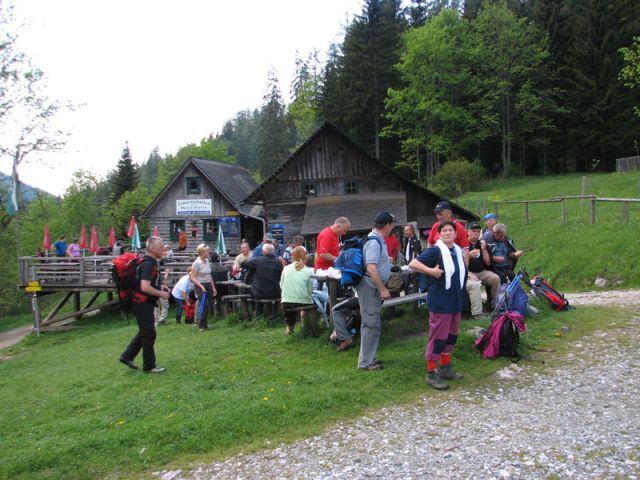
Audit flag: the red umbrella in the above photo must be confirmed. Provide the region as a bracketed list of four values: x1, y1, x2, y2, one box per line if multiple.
[127, 216, 136, 238]
[153, 225, 159, 237]
[108, 227, 116, 247]
[80, 224, 88, 249]
[90, 226, 99, 254]
[42, 224, 52, 251]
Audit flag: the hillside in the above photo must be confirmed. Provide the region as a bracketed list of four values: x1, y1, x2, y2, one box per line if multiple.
[457, 171, 640, 291]
[0, 172, 55, 205]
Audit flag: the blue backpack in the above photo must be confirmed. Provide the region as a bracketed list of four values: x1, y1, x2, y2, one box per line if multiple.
[334, 235, 385, 287]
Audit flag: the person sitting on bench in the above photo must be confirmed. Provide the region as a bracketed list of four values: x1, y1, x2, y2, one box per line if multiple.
[485, 223, 524, 284]
[241, 243, 283, 317]
[280, 246, 314, 335]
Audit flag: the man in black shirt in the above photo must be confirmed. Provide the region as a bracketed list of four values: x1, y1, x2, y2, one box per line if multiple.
[119, 236, 171, 373]
[241, 243, 283, 316]
[466, 222, 501, 319]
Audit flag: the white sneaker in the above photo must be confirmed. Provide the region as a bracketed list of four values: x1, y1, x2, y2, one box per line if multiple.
[145, 367, 166, 374]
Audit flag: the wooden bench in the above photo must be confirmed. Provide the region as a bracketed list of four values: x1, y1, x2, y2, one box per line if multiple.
[381, 292, 427, 309]
[283, 304, 320, 337]
[221, 294, 252, 320]
[253, 298, 281, 319]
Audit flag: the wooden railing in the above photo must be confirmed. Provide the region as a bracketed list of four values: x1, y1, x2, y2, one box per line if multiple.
[18, 253, 234, 290]
[491, 195, 640, 225]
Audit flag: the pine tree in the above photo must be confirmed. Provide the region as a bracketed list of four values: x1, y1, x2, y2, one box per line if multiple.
[256, 70, 294, 178]
[110, 142, 139, 203]
[320, 0, 406, 164]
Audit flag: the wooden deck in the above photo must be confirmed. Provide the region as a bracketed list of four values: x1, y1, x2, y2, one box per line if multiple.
[17, 254, 233, 333]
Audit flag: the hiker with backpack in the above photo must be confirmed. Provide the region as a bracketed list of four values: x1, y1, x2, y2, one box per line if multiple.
[351, 212, 395, 371]
[118, 236, 171, 374]
[409, 221, 467, 390]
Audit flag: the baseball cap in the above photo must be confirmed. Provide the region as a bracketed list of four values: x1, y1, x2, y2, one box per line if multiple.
[374, 212, 397, 226]
[483, 213, 497, 221]
[434, 201, 452, 212]
[468, 221, 481, 230]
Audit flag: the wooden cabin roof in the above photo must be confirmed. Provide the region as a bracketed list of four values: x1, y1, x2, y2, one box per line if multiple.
[241, 122, 478, 222]
[301, 192, 408, 234]
[143, 157, 258, 216]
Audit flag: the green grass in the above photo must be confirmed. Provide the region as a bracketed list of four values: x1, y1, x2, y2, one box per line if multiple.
[0, 302, 632, 479]
[458, 171, 640, 291]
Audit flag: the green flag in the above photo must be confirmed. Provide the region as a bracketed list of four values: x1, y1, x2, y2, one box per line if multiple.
[215, 225, 226, 255]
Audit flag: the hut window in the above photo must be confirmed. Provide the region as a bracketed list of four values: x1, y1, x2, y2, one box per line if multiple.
[186, 177, 201, 194]
[345, 181, 358, 195]
[304, 184, 316, 197]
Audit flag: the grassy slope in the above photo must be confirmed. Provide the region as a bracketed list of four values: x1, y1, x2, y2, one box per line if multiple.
[458, 171, 640, 291]
[0, 303, 630, 479]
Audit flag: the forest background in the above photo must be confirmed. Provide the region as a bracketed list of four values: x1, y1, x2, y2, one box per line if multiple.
[1, 0, 640, 316]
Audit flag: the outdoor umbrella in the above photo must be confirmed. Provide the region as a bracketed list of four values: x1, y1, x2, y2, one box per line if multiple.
[90, 225, 99, 254]
[80, 224, 88, 250]
[153, 225, 159, 237]
[131, 222, 141, 251]
[108, 227, 116, 248]
[42, 224, 52, 253]
[215, 224, 226, 255]
[127, 216, 136, 239]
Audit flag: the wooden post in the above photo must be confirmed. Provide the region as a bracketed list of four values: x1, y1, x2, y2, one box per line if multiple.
[561, 199, 566, 224]
[524, 202, 529, 225]
[32, 294, 41, 336]
[624, 201, 629, 222]
[494, 202, 499, 218]
[591, 199, 596, 224]
[74, 292, 81, 313]
[80, 259, 85, 286]
[328, 279, 338, 327]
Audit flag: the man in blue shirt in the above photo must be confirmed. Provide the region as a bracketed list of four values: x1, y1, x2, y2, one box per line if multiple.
[53, 235, 67, 257]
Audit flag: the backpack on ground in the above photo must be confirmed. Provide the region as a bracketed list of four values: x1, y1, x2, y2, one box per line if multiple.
[334, 235, 385, 287]
[474, 311, 526, 359]
[493, 268, 529, 318]
[111, 252, 151, 308]
[529, 275, 572, 311]
[499, 316, 520, 358]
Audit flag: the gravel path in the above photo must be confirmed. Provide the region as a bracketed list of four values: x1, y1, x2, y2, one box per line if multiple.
[156, 292, 640, 480]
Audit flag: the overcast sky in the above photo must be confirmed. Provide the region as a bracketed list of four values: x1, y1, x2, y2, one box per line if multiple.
[2, 0, 364, 196]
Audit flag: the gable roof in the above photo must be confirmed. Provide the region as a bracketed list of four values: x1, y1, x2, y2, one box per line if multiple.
[241, 121, 478, 220]
[143, 157, 258, 216]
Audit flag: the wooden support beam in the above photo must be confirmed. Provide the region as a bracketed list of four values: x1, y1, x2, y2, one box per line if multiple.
[74, 292, 81, 312]
[83, 292, 102, 311]
[40, 300, 119, 327]
[42, 291, 73, 324]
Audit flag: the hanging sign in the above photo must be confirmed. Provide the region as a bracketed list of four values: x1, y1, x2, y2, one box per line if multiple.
[176, 199, 212, 216]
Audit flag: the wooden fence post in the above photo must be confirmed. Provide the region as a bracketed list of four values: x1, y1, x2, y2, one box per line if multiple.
[591, 199, 596, 224]
[624, 201, 629, 222]
[524, 202, 529, 225]
[561, 199, 566, 224]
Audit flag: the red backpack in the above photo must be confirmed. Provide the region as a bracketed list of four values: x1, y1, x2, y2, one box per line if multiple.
[111, 253, 154, 307]
[530, 276, 571, 311]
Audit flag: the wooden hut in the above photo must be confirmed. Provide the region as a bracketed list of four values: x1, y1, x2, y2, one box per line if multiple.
[143, 157, 264, 254]
[241, 122, 477, 246]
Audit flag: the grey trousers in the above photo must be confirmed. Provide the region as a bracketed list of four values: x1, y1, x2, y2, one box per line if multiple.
[332, 297, 360, 342]
[355, 282, 383, 369]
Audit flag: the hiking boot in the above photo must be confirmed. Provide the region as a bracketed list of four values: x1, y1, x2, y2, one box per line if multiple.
[425, 371, 449, 390]
[472, 314, 488, 321]
[336, 338, 354, 352]
[438, 365, 464, 380]
[118, 357, 138, 370]
[145, 367, 166, 374]
[360, 363, 383, 371]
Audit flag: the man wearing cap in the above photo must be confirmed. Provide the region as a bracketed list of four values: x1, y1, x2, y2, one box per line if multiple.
[466, 221, 501, 319]
[252, 233, 275, 258]
[314, 217, 350, 271]
[427, 201, 470, 257]
[353, 212, 395, 371]
[481, 213, 497, 241]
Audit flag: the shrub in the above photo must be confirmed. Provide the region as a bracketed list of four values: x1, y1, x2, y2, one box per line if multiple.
[431, 160, 485, 198]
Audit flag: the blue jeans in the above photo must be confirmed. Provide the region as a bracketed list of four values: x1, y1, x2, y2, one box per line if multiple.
[174, 298, 184, 323]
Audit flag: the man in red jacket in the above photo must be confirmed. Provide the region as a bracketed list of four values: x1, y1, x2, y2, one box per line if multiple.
[427, 201, 470, 263]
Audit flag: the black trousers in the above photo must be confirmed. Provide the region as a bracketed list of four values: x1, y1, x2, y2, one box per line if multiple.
[121, 302, 157, 371]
